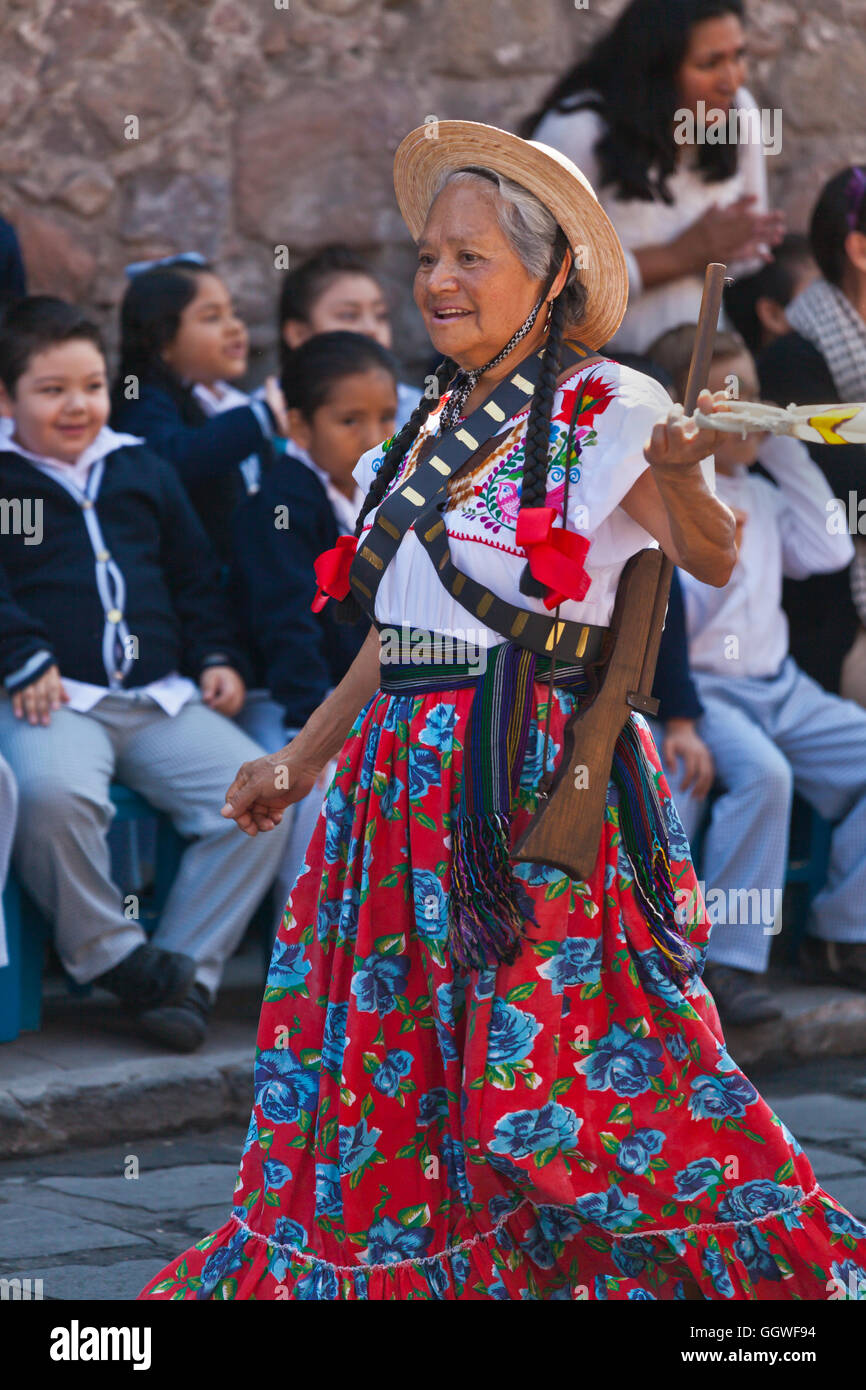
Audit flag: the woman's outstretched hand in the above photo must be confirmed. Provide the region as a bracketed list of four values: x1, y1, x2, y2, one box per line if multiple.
[221, 746, 326, 836]
[644, 387, 733, 475]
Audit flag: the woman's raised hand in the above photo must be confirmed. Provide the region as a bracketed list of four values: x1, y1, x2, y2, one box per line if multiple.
[221, 745, 325, 836]
[644, 388, 733, 475]
[677, 196, 785, 270]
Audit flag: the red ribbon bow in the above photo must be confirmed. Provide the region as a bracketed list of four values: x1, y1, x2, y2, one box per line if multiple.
[311, 535, 358, 613]
[515, 506, 591, 610]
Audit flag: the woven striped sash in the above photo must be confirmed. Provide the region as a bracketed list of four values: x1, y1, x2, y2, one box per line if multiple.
[380, 627, 695, 979]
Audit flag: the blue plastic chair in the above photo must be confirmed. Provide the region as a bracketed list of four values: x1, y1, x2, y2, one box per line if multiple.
[0, 785, 184, 1042]
[783, 793, 833, 959]
[687, 788, 833, 962]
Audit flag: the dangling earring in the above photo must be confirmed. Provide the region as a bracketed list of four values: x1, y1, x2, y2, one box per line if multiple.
[544, 299, 553, 332]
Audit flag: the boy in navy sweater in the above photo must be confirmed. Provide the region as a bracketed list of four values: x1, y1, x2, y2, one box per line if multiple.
[0, 298, 289, 1050]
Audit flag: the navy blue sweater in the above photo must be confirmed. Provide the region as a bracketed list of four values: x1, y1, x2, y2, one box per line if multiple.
[112, 381, 275, 566]
[230, 456, 367, 729]
[0, 217, 26, 309]
[0, 445, 248, 693]
[651, 566, 703, 724]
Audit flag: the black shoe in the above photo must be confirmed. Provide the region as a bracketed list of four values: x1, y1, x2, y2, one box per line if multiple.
[92, 943, 197, 1010]
[800, 936, 866, 991]
[703, 964, 784, 1027]
[136, 982, 213, 1053]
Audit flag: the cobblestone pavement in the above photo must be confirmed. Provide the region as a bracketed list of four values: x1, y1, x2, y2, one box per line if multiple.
[1, 1058, 866, 1301]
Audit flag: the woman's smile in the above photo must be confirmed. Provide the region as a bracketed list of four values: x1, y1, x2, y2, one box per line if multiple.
[429, 306, 473, 324]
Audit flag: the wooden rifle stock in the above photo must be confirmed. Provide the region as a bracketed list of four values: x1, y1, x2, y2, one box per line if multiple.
[512, 262, 727, 881]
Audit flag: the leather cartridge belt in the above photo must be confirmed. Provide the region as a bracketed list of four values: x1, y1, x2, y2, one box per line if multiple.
[349, 337, 609, 667]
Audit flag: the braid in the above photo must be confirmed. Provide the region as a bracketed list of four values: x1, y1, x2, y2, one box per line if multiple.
[332, 355, 458, 624]
[518, 292, 567, 598]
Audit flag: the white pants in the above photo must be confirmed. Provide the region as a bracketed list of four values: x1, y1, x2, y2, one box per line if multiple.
[656, 657, 866, 973]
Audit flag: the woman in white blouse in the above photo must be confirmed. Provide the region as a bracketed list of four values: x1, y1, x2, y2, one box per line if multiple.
[525, 0, 784, 355]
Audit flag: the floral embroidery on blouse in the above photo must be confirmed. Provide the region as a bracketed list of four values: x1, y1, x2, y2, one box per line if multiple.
[367, 366, 617, 551]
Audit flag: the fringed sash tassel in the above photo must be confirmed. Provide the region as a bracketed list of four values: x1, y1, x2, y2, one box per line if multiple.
[379, 630, 695, 980]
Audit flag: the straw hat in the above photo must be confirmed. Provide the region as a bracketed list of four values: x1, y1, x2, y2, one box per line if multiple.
[393, 120, 629, 349]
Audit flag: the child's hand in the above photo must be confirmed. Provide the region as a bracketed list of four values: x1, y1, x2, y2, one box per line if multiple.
[12, 664, 69, 726]
[661, 718, 715, 799]
[263, 375, 290, 437]
[200, 665, 246, 717]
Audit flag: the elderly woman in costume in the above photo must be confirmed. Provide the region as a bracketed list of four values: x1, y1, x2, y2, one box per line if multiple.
[140, 123, 866, 1302]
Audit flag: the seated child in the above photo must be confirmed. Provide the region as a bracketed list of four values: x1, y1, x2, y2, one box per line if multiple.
[0, 297, 289, 1050]
[649, 323, 866, 1025]
[111, 255, 286, 566]
[231, 331, 397, 912]
[278, 244, 418, 430]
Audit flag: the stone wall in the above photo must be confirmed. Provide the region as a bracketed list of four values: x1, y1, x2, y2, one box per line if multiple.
[1, 0, 864, 379]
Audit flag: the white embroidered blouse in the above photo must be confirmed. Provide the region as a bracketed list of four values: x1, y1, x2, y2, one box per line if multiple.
[350, 358, 672, 646]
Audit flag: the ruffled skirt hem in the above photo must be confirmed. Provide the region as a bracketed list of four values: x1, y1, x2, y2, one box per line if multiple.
[138, 1184, 866, 1301]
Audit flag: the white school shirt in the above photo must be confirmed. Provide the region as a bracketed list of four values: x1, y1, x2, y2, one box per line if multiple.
[283, 438, 364, 536]
[533, 87, 770, 355]
[351, 358, 672, 645]
[0, 421, 199, 716]
[679, 434, 855, 680]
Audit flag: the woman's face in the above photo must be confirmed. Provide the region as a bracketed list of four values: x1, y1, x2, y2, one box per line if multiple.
[160, 272, 249, 386]
[283, 274, 393, 351]
[676, 12, 747, 114]
[413, 181, 547, 371]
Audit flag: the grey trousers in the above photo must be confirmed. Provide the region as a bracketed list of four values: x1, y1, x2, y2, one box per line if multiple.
[654, 657, 866, 973]
[0, 692, 290, 994]
[0, 754, 17, 969]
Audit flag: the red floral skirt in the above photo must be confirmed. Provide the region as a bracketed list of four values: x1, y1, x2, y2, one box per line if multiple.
[139, 683, 866, 1300]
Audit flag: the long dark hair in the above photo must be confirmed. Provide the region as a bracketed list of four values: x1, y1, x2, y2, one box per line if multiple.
[111, 258, 213, 420]
[810, 166, 866, 288]
[281, 330, 398, 419]
[521, 0, 747, 203]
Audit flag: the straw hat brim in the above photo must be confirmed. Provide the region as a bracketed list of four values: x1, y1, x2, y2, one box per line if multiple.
[393, 120, 629, 350]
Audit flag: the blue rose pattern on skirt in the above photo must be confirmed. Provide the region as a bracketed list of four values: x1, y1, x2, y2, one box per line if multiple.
[139, 685, 866, 1300]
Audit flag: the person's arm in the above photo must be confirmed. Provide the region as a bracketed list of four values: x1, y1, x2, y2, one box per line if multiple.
[154, 454, 251, 692]
[222, 622, 381, 835]
[651, 566, 703, 722]
[633, 196, 784, 291]
[115, 386, 273, 488]
[619, 389, 738, 587]
[0, 559, 56, 695]
[231, 469, 338, 727]
[759, 434, 855, 578]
